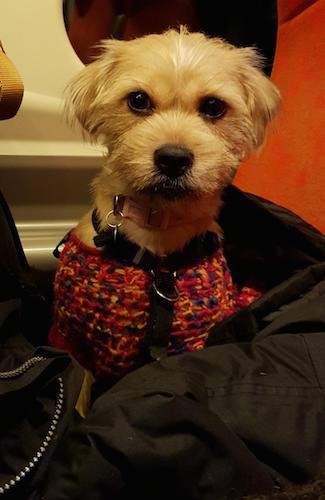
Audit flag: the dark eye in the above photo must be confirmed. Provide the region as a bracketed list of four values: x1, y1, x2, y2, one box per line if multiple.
[127, 91, 153, 114]
[199, 97, 227, 120]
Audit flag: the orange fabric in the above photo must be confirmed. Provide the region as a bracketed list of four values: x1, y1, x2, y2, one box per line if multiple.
[0, 42, 24, 120]
[279, 0, 318, 22]
[235, 0, 325, 233]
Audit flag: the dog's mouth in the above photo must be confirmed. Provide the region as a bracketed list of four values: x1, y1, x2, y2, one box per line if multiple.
[137, 178, 197, 201]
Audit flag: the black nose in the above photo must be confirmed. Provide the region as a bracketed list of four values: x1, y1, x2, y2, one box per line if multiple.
[154, 145, 193, 179]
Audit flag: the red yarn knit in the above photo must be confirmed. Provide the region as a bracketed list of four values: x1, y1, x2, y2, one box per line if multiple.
[49, 231, 260, 379]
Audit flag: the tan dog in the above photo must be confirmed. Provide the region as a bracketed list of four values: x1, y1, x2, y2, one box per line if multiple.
[50, 28, 280, 383]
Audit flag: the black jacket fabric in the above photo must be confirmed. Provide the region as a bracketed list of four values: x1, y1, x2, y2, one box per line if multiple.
[1, 186, 325, 499]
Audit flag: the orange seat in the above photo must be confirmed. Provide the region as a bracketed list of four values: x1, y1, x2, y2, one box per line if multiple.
[235, 0, 325, 233]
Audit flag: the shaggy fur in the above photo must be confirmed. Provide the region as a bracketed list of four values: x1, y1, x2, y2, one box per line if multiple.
[66, 27, 280, 254]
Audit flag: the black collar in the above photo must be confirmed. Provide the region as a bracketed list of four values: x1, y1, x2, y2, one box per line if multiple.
[92, 208, 220, 273]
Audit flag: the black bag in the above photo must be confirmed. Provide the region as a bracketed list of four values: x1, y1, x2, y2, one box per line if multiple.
[0, 192, 84, 499]
[1, 188, 325, 500]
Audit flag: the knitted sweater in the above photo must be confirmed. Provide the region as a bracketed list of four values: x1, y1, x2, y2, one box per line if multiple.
[49, 231, 260, 380]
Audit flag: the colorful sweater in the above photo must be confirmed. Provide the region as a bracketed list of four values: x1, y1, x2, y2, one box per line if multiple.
[49, 231, 260, 380]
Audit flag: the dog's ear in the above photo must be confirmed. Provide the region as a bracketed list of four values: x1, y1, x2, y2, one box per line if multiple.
[64, 40, 122, 138]
[237, 47, 280, 149]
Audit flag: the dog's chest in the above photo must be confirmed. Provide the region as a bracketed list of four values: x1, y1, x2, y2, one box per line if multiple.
[49, 232, 259, 379]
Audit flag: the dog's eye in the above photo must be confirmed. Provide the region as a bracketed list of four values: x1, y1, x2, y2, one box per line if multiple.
[199, 97, 227, 120]
[127, 91, 153, 114]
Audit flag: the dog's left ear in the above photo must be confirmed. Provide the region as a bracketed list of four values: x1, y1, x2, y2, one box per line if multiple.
[64, 39, 123, 139]
[237, 47, 281, 150]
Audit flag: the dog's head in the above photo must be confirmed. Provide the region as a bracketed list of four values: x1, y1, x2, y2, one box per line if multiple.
[66, 28, 280, 202]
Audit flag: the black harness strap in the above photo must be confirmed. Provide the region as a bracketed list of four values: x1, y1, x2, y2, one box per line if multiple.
[145, 282, 176, 361]
[145, 268, 179, 360]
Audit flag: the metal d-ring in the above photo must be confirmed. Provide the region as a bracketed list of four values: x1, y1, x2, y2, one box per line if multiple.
[105, 209, 124, 228]
[104, 195, 124, 241]
[151, 270, 179, 303]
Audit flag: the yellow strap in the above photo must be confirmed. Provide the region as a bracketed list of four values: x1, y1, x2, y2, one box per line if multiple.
[0, 41, 24, 120]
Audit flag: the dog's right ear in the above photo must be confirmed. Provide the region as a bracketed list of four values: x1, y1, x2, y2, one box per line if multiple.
[65, 40, 122, 139]
[236, 47, 281, 150]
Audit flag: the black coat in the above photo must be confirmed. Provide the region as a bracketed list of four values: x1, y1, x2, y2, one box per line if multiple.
[1, 187, 325, 499]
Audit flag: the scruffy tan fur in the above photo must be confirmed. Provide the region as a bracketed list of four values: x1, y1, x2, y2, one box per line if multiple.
[66, 27, 280, 255]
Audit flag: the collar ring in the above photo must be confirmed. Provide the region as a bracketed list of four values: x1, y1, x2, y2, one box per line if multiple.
[105, 209, 124, 229]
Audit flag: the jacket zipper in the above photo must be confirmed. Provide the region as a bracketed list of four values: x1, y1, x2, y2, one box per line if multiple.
[0, 356, 64, 495]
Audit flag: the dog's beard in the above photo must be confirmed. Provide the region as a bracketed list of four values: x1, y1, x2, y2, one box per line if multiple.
[136, 176, 198, 201]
